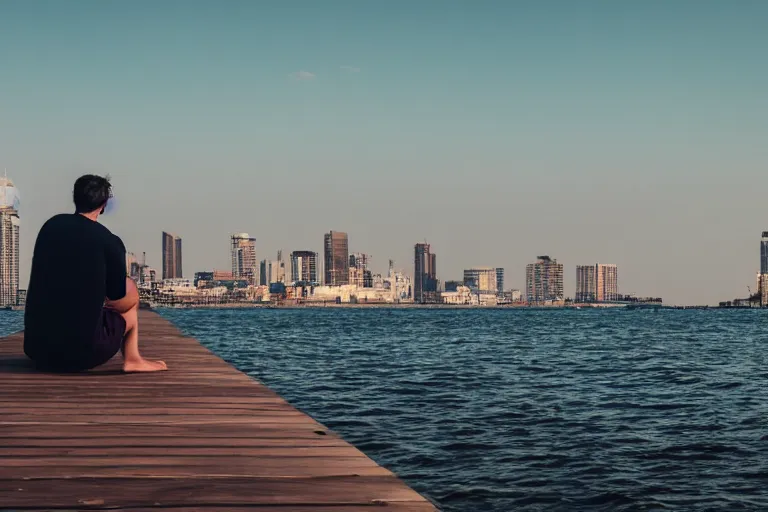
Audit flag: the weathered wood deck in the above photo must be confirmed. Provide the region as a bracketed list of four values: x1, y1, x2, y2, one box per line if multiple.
[0, 310, 437, 511]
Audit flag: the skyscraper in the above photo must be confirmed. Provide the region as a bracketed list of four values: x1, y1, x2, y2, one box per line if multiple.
[761, 232, 768, 274]
[291, 251, 318, 284]
[175, 236, 183, 279]
[414, 242, 438, 303]
[161, 232, 182, 280]
[525, 256, 564, 304]
[231, 233, 257, 285]
[259, 259, 268, 286]
[463, 267, 497, 294]
[576, 264, 619, 302]
[323, 231, 349, 286]
[0, 175, 20, 307]
[496, 267, 505, 296]
[276, 250, 286, 284]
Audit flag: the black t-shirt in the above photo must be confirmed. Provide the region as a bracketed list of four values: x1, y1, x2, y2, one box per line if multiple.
[24, 214, 127, 361]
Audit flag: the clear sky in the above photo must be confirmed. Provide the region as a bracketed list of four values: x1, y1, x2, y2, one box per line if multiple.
[1, 0, 767, 305]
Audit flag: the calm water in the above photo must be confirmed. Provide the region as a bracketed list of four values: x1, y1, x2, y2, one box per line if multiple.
[4, 308, 768, 511]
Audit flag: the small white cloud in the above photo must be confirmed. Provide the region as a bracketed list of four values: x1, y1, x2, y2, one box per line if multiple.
[340, 65, 360, 73]
[291, 71, 316, 80]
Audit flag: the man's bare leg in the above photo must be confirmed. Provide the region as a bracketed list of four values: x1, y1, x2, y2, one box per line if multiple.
[106, 278, 167, 373]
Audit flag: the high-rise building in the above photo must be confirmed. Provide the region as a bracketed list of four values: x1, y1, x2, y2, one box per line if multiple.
[759, 273, 768, 307]
[0, 174, 20, 307]
[496, 267, 505, 296]
[291, 251, 318, 284]
[259, 259, 268, 286]
[757, 232, 768, 306]
[414, 242, 438, 303]
[276, 250, 286, 284]
[575, 265, 597, 302]
[231, 233, 257, 285]
[525, 256, 564, 304]
[597, 264, 618, 301]
[463, 267, 497, 294]
[324, 231, 349, 286]
[349, 253, 373, 287]
[261, 252, 287, 285]
[175, 237, 183, 279]
[576, 264, 619, 302]
[126, 252, 144, 281]
[162, 232, 182, 280]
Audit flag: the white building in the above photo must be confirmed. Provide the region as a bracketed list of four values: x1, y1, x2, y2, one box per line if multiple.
[0, 175, 20, 306]
[442, 285, 474, 305]
[295, 268, 413, 304]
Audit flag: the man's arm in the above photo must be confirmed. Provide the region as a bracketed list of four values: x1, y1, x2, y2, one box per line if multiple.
[104, 234, 137, 313]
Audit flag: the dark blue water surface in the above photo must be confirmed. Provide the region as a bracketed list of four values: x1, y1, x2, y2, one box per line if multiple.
[5, 308, 768, 511]
[0, 311, 23, 336]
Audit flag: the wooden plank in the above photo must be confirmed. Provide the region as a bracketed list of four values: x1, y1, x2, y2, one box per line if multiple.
[0, 507, 437, 512]
[0, 424, 337, 438]
[115, 506, 439, 512]
[0, 446, 364, 456]
[0, 455, 383, 467]
[0, 311, 436, 510]
[0, 397, 288, 405]
[1, 408, 307, 417]
[1, 463, 394, 479]
[0, 476, 428, 507]
[0, 437, 350, 448]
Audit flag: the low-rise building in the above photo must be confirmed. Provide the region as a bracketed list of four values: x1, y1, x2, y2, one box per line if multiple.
[442, 285, 474, 305]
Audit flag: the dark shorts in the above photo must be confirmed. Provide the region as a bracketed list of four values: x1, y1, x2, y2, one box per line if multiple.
[34, 308, 126, 372]
[83, 308, 127, 370]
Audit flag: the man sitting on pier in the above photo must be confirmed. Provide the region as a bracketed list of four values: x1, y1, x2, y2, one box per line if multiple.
[23, 174, 167, 373]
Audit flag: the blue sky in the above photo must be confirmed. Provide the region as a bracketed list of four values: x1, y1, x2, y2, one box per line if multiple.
[1, 0, 767, 304]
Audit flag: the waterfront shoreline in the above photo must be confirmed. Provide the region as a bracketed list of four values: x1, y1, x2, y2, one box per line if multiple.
[150, 302, 657, 310]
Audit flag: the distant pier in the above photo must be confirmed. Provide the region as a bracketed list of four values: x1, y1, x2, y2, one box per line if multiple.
[0, 311, 437, 510]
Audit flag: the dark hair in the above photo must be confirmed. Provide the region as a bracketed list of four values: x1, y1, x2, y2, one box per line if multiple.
[73, 174, 112, 213]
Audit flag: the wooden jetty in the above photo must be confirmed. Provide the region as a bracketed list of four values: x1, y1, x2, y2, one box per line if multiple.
[0, 311, 437, 511]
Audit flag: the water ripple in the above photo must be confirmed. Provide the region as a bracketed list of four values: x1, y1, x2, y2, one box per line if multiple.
[153, 308, 768, 511]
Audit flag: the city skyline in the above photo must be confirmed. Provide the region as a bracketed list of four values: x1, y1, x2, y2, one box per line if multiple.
[8, 196, 768, 305]
[5, 178, 768, 304]
[3, 2, 767, 305]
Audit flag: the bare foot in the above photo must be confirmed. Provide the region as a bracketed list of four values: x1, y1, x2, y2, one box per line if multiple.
[122, 358, 168, 373]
